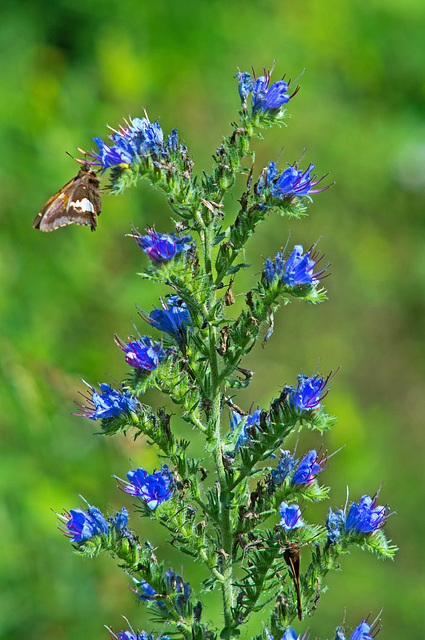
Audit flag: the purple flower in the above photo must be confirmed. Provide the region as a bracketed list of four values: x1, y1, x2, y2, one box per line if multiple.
[230, 408, 261, 447]
[75, 382, 138, 420]
[291, 449, 325, 486]
[115, 334, 167, 371]
[264, 245, 329, 288]
[89, 116, 170, 170]
[142, 296, 192, 349]
[288, 373, 331, 412]
[59, 503, 108, 542]
[346, 495, 388, 534]
[131, 228, 192, 263]
[326, 508, 346, 543]
[118, 465, 173, 510]
[271, 450, 296, 486]
[279, 501, 304, 531]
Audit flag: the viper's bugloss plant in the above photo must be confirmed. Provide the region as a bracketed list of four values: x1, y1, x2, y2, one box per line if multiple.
[52, 64, 397, 640]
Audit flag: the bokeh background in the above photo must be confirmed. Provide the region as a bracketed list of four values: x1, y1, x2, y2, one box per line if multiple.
[1, 1, 424, 638]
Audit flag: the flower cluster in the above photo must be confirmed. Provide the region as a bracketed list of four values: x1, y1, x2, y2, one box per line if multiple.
[115, 334, 170, 371]
[264, 244, 328, 288]
[76, 381, 138, 421]
[90, 116, 181, 170]
[256, 161, 329, 202]
[117, 465, 173, 510]
[131, 228, 193, 263]
[236, 67, 300, 112]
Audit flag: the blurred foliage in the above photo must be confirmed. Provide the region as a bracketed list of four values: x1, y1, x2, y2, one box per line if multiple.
[1, 0, 424, 638]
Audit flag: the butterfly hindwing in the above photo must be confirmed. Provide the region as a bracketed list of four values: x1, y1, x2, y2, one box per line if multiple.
[33, 164, 101, 232]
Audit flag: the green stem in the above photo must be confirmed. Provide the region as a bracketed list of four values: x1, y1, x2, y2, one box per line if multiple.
[207, 320, 235, 640]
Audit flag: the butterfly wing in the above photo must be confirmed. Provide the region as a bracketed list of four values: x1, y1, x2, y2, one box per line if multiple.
[33, 175, 77, 231]
[65, 173, 100, 232]
[33, 166, 101, 232]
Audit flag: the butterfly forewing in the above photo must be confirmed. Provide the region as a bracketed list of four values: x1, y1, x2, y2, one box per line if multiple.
[33, 164, 101, 232]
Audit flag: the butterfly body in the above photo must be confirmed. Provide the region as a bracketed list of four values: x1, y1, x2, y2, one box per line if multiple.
[33, 163, 101, 232]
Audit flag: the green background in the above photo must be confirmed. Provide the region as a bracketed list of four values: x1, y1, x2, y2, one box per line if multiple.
[1, 1, 424, 638]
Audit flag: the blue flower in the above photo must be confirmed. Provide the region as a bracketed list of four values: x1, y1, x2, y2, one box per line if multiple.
[279, 501, 304, 531]
[346, 495, 388, 534]
[280, 630, 298, 640]
[131, 228, 192, 263]
[264, 245, 329, 288]
[346, 621, 374, 640]
[271, 450, 296, 486]
[264, 628, 307, 640]
[89, 116, 172, 170]
[230, 408, 261, 447]
[118, 465, 173, 510]
[135, 579, 158, 602]
[115, 334, 167, 371]
[236, 66, 300, 112]
[142, 296, 192, 349]
[326, 508, 346, 543]
[115, 632, 167, 640]
[59, 503, 108, 542]
[109, 506, 129, 534]
[76, 381, 138, 420]
[291, 449, 325, 486]
[288, 373, 331, 412]
[257, 161, 330, 202]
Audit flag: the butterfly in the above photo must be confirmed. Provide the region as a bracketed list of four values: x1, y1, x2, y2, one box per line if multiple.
[33, 163, 101, 232]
